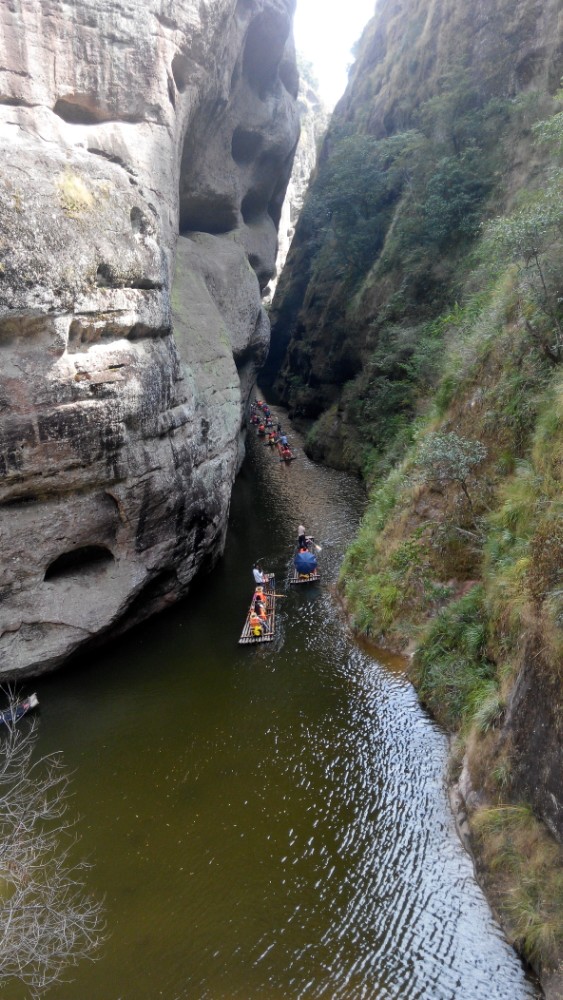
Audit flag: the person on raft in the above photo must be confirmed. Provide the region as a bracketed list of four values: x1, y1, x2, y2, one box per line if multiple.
[249, 610, 264, 634]
[298, 525, 310, 550]
[253, 589, 268, 621]
[252, 563, 269, 585]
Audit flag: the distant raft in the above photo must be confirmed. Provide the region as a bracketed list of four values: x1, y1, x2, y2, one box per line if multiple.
[0, 692, 39, 726]
[290, 544, 320, 585]
[239, 575, 276, 644]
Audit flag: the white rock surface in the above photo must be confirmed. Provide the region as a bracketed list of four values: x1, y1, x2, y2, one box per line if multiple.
[0, 0, 299, 676]
[266, 70, 327, 301]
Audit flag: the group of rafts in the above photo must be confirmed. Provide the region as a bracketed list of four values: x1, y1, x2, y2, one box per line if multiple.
[239, 401, 320, 645]
[249, 398, 296, 462]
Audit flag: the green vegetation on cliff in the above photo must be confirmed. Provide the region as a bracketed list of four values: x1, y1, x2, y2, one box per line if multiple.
[268, 0, 563, 979]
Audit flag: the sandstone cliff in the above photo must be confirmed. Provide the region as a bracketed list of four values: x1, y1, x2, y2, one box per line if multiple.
[0, 0, 299, 676]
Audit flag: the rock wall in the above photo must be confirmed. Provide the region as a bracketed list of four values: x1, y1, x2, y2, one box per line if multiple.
[265, 0, 563, 426]
[0, 0, 299, 676]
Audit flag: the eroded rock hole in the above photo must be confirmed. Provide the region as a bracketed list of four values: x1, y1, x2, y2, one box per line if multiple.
[171, 54, 190, 93]
[231, 128, 263, 165]
[0, 494, 38, 508]
[167, 75, 176, 107]
[130, 206, 150, 235]
[180, 195, 239, 235]
[96, 263, 114, 287]
[241, 190, 265, 225]
[243, 10, 288, 97]
[44, 545, 114, 581]
[54, 95, 110, 125]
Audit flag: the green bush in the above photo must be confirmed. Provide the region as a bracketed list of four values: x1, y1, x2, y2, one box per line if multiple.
[416, 431, 487, 508]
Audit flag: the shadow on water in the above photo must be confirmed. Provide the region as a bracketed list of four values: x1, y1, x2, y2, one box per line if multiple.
[11, 407, 541, 1000]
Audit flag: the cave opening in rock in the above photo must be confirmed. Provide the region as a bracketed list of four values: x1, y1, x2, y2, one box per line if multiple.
[231, 127, 263, 165]
[44, 546, 115, 581]
[53, 96, 110, 125]
[179, 195, 239, 235]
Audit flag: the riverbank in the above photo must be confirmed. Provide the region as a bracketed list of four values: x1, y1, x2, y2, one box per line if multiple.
[332, 565, 558, 998]
[302, 463, 553, 996]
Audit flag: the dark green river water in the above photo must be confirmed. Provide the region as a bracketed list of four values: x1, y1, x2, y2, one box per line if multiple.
[17, 412, 539, 999]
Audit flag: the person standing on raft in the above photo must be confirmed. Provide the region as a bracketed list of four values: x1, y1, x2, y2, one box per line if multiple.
[252, 563, 270, 585]
[297, 526, 309, 550]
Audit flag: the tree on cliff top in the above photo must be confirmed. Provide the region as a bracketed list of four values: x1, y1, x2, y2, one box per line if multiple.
[0, 696, 104, 996]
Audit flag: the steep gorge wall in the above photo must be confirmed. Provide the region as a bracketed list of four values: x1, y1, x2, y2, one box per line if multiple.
[265, 0, 563, 437]
[0, 0, 299, 676]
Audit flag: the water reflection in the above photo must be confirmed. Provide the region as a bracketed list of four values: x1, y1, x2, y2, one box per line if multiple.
[15, 408, 539, 1000]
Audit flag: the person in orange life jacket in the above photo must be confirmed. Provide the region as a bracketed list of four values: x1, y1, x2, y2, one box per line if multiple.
[253, 589, 268, 620]
[249, 610, 264, 633]
[255, 601, 268, 622]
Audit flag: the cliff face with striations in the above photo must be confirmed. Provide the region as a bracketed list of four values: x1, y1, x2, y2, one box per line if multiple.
[0, 0, 299, 676]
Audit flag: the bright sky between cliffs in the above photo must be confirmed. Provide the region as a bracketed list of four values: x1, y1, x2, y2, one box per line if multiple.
[293, 0, 376, 108]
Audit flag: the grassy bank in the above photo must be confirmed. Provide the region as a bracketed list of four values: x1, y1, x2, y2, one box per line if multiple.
[337, 102, 563, 978]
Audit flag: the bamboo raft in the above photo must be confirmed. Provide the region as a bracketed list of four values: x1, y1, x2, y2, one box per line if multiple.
[238, 574, 276, 644]
[290, 565, 320, 585]
[290, 541, 320, 585]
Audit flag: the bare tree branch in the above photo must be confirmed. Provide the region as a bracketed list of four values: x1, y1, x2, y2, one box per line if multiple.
[0, 690, 105, 997]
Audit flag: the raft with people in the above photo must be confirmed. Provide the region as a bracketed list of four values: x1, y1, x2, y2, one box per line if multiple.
[239, 574, 277, 644]
[290, 527, 320, 584]
[251, 398, 296, 461]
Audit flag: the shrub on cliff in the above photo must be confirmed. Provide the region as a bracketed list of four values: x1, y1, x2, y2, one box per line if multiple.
[416, 431, 488, 509]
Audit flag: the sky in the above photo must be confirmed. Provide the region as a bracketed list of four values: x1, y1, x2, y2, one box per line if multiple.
[293, 0, 377, 109]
